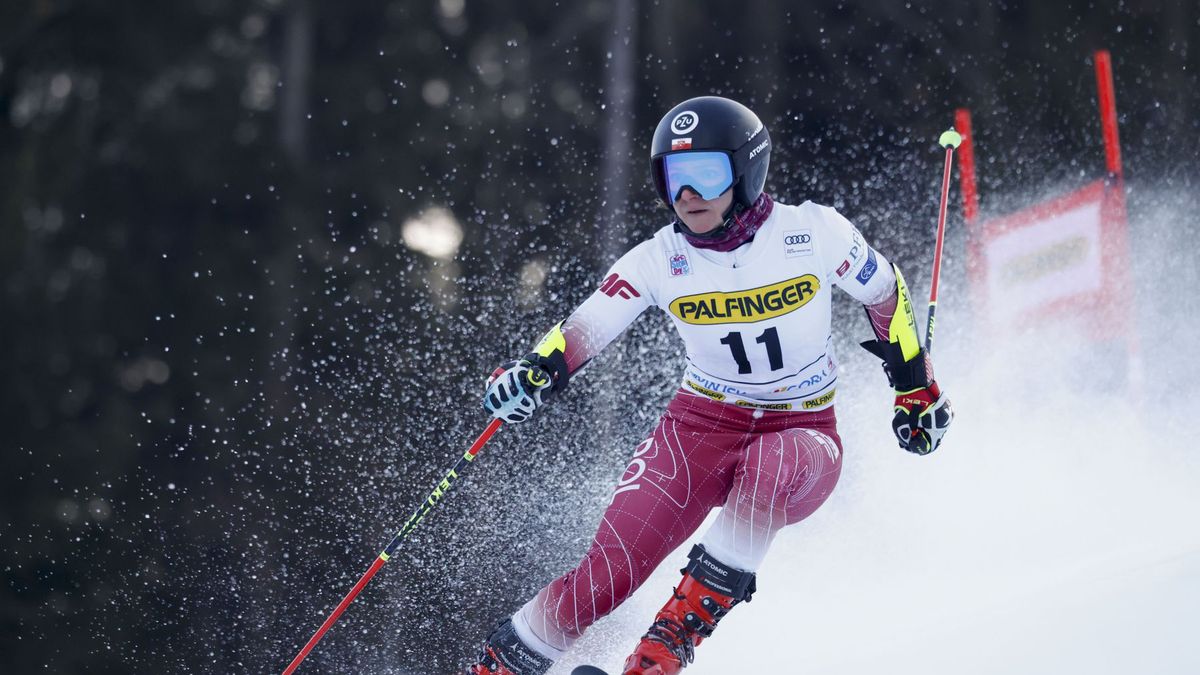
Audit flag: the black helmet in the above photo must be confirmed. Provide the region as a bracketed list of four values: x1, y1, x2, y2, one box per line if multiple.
[649, 96, 771, 214]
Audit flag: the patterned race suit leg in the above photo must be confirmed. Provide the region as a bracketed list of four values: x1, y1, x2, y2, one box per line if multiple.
[699, 425, 843, 572]
[511, 391, 843, 657]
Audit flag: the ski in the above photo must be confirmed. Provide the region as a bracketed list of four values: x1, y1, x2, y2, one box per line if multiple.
[571, 667, 610, 675]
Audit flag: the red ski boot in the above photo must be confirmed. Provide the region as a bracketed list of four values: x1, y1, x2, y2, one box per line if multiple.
[464, 618, 553, 675]
[622, 545, 756, 675]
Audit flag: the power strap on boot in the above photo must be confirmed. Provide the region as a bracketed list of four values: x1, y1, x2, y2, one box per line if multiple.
[682, 544, 757, 605]
[625, 545, 757, 674]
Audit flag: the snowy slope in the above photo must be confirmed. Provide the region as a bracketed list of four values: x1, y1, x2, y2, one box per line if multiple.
[551, 346, 1200, 675]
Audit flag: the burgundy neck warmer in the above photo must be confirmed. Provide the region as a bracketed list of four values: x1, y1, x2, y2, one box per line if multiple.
[678, 193, 774, 252]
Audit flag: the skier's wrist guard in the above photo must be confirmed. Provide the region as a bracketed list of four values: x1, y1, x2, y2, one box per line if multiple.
[522, 321, 571, 394]
[860, 263, 931, 391]
[683, 544, 757, 603]
[860, 340, 932, 392]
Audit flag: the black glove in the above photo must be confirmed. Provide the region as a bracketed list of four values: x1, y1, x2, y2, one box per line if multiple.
[861, 340, 954, 455]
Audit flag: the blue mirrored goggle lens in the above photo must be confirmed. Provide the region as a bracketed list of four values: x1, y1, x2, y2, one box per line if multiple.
[663, 151, 734, 202]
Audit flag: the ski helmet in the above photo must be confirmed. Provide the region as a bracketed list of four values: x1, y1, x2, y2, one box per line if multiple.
[649, 96, 771, 216]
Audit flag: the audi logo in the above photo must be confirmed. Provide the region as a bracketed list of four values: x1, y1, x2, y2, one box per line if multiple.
[784, 234, 811, 245]
[671, 111, 699, 134]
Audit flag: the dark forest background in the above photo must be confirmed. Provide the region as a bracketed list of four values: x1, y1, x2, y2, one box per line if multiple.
[2, 1, 1197, 673]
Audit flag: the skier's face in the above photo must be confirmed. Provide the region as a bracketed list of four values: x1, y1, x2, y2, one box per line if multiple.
[672, 186, 733, 234]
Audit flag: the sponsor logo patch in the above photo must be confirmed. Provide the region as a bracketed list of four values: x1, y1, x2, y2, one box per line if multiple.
[668, 275, 821, 325]
[685, 379, 726, 401]
[836, 260, 851, 277]
[856, 248, 878, 284]
[671, 111, 699, 134]
[802, 390, 836, 409]
[784, 230, 813, 258]
[848, 228, 865, 263]
[735, 400, 793, 411]
[772, 371, 828, 393]
[671, 137, 693, 151]
[599, 273, 641, 299]
[686, 371, 750, 397]
[668, 250, 691, 277]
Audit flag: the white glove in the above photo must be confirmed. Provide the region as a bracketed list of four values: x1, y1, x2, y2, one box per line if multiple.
[482, 359, 553, 423]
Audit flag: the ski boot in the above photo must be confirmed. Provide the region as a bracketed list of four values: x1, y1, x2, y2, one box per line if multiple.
[622, 545, 756, 675]
[465, 618, 553, 675]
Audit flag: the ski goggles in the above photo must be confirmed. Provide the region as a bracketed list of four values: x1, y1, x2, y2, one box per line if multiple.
[660, 151, 735, 203]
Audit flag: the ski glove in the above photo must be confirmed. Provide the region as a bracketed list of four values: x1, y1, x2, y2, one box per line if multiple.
[861, 339, 954, 455]
[889, 381, 953, 455]
[483, 322, 572, 424]
[482, 356, 556, 423]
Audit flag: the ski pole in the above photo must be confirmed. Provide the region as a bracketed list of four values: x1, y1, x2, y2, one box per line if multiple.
[282, 417, 505, 674]
[925, 128, 961, 352]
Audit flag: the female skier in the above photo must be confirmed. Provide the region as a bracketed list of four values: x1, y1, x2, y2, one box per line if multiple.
[464, 95, 953, 675]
